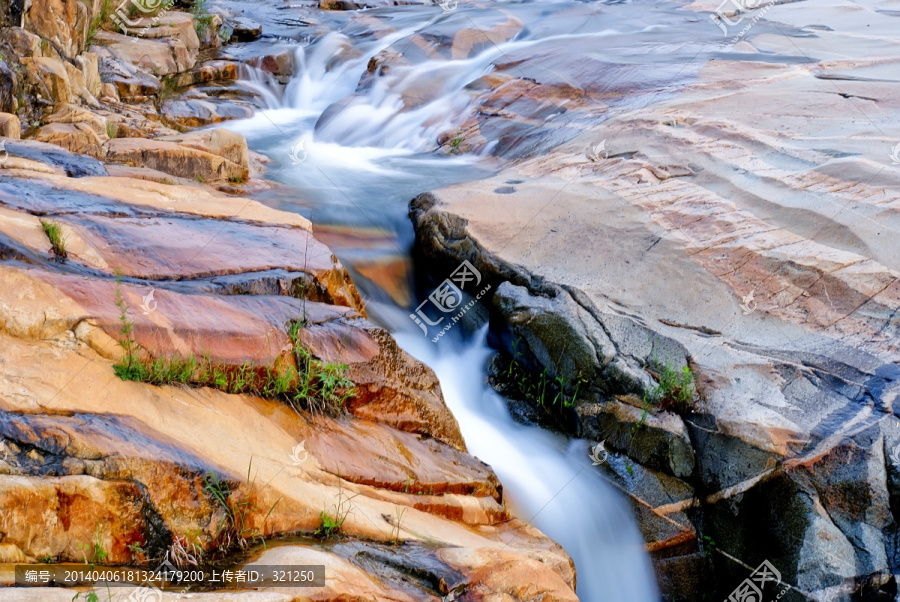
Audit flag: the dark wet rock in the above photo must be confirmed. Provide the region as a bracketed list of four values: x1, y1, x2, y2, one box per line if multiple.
[491, 281, 655, 399]
[227, 16, 262, 41]
[251, 51, 294, 80]
[595, 451, 696, 556]
[0, 60, 18, 114]
[578, 396, 695, 478]
[0, 139, 107, 177]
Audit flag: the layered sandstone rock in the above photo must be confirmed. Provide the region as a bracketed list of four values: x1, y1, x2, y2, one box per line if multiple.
[0, 135, 577, 600]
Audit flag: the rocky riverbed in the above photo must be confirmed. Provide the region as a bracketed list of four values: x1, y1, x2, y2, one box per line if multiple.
[0, 0, 898, 600]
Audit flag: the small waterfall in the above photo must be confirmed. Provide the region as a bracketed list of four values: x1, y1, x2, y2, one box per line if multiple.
[395, 328, 660, 602]
[226, 7, 662, 599]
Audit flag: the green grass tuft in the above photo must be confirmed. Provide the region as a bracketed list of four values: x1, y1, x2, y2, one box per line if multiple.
[40, 219, 67, 261]
[112, 282, 354, 416]
[644, 359, 696, 413]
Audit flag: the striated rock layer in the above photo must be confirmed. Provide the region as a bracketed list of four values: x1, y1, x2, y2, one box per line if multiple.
[0, 127, 577, 600]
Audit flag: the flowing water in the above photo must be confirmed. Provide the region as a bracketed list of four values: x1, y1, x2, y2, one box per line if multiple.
[219, 2, 710, 598]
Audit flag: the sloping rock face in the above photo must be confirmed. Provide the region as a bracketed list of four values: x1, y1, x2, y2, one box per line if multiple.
[0, 134, 577, 600]
[405, 0, 900, 599]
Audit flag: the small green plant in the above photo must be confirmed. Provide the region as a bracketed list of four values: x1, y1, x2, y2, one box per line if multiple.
[72, 592, 101, 602]
[645, 359, 696, 413]
[86, 0, 112, 47]
[447, 130, 464, 154]
[191, 0, 215, 37]
[38, 554, 56, 563]
[111, 292, 354, 416]
[126, 542, 146, 562]
[203, 459, 280, 553]
[40, 219, 67, 260]
[195, 174, 205, 183]
[700, 534, 716, 556]
[500, 354, 581, 416]
[228, 174, 245, 184]
[389, 506, 406, 545]
[105, 120, 117, 139]
[315, 482, 356, 540]
[113, 277, 144, 381]
[78, 526, 109, 565]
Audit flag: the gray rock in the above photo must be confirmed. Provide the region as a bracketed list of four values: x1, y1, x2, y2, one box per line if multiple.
[0, 139, 108, 177]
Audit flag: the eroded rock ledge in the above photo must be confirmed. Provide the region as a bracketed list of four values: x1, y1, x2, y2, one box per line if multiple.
[410, 187, 900, 600]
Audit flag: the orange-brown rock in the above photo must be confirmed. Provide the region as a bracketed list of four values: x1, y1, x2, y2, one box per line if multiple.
[104, 137, 248, 182]
[0, 112, 19, 138]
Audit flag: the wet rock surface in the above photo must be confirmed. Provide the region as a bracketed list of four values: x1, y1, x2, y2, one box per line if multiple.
[0, 1, 582, 596]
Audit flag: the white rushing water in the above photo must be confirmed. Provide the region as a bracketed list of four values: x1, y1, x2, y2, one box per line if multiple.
[395, 328, 659, 602]
[226, 6, 661, 599]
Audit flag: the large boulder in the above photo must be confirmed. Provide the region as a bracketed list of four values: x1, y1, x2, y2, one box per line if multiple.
[22, 0, 92, 56]
[21, 56, 71, 104]
[104, 137, 248, 182]
[31, 122, 106, 159]
[0, 112, 19, 138]
[98, 56, 160, 100]
[91, 29, 197, 77]
[158, 127, 249, 169]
